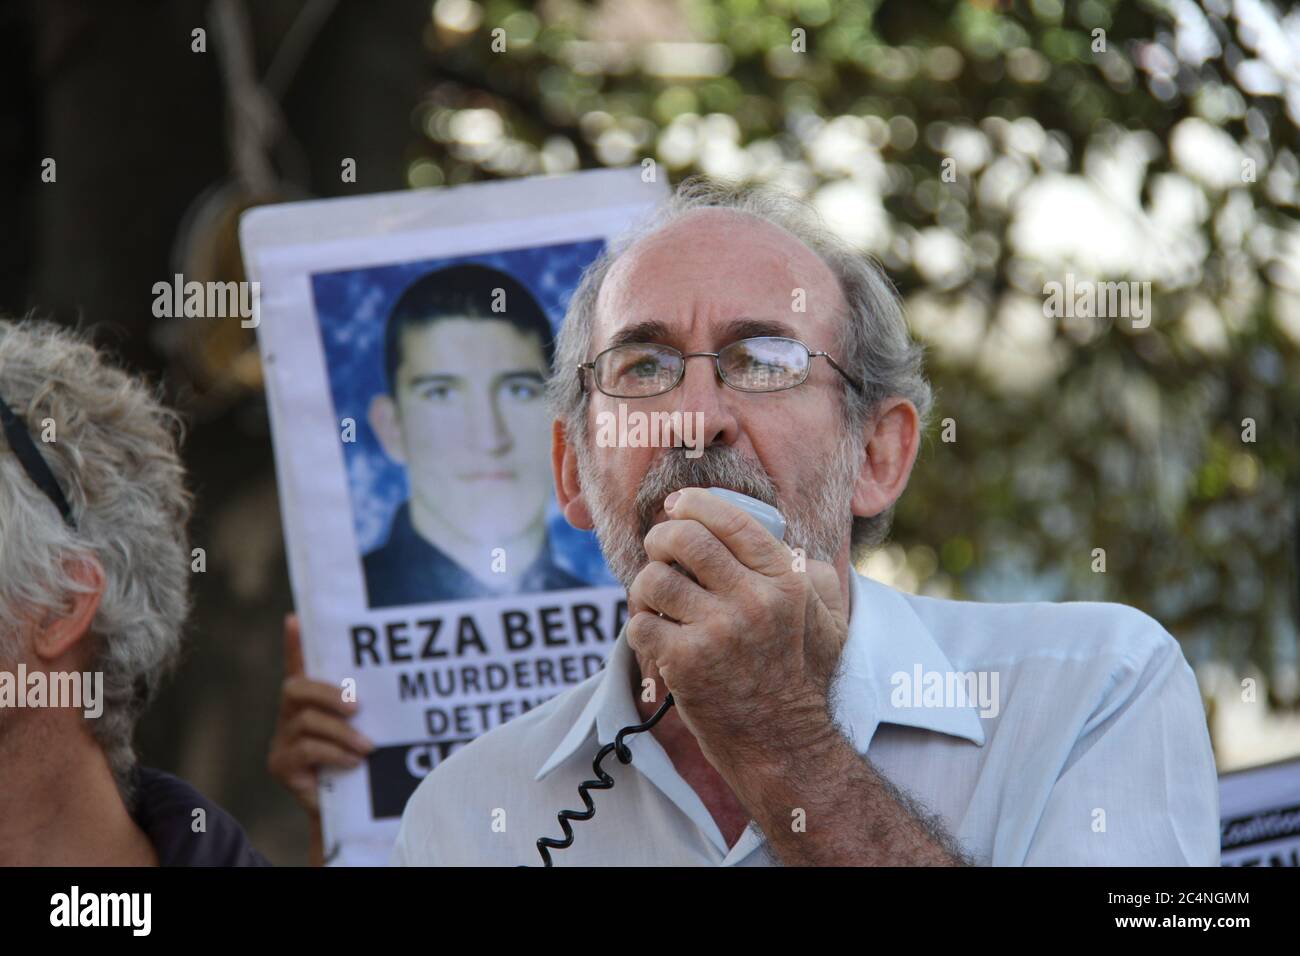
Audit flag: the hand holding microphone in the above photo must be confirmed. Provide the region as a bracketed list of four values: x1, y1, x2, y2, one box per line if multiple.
[535, 486, 788, 865]
[628, 484, 849, 784]
[661, 486, 786, 599]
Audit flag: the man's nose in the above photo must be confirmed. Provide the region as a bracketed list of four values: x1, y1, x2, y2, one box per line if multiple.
[468, 389, 512, 455]
[665, 355, 741, 450]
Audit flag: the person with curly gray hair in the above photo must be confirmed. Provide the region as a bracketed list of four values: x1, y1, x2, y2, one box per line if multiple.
[0, 318, 266, 866]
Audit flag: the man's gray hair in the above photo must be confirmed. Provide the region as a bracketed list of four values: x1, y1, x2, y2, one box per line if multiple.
[0, 318, 192, 799]
[548, 175, 933, 561]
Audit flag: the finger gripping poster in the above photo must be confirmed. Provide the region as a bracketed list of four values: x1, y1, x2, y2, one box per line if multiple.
[240, 169, 667, 864]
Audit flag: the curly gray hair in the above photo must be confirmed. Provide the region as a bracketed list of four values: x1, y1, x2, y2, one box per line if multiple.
[0, 318, 192, 799]
[548, 175, 932, 562]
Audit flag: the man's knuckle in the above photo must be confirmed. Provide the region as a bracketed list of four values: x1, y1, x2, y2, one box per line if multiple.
[717, 508, 749, 540]
[643, 523, 665, 553]
[678, 524, 718, 569]
[288, 710, 313, 737]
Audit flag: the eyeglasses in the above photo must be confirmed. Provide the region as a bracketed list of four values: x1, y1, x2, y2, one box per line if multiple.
[578, 335, 863, 399]
[0, 391, 77, 529]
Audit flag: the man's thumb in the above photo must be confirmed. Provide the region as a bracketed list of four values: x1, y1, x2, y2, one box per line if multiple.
[284, 613, 305, 676]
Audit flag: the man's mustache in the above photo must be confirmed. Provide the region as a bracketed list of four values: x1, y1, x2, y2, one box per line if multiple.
[632, 446, 779, 538]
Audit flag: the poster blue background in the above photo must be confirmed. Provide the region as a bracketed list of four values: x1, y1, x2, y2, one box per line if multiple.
[308, 238, 617, 588]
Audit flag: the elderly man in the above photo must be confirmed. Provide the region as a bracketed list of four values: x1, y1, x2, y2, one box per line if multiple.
[358, 177, 1214, 866]
[0, 319, 267, 866]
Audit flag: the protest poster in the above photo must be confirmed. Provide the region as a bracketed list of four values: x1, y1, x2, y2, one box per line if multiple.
[1219, 755, 1300, 866]
[239, 168, 668, 864]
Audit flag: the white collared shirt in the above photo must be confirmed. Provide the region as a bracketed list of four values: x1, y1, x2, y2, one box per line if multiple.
[392, 569, 1220, 866]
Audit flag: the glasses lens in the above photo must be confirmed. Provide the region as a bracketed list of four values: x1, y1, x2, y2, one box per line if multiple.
[595, 344, 683, 397]
[718, 337, 809, 391]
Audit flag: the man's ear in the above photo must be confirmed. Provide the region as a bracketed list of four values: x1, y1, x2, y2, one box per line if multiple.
[552, 419, 594, 530]
[369, 393, 407, 465]
[850, 397, 920, 523]
[33, 554, 106, 665]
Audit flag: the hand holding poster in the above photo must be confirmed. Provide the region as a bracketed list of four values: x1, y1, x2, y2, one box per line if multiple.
[239, 169, 668, 864]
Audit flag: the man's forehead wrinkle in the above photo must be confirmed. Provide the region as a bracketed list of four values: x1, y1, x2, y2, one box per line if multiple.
[628, 209, 828, 282]
[594, 209, 846, 348]
[601, 315, 801, 352]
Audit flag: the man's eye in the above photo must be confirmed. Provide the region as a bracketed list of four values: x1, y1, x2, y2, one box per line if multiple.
[626, 359, 662, 378]
[419, 384, 453, 401]
[505, 379, 542, 399]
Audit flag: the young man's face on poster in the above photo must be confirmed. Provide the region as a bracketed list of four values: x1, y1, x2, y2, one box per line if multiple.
[369, 317, 553, 547]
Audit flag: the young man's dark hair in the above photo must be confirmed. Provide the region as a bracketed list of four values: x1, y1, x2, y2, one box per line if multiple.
[384, 263, 556, 393]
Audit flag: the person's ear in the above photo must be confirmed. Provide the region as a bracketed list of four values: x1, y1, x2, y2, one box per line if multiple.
[33, 554, 106, 665]
[850, 397, 920, 523]
[552, 418, 594, 530]
[369, 393, 407, 465]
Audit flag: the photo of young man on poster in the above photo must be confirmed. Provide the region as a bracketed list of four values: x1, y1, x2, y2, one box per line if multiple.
[362, 263, 589, 608]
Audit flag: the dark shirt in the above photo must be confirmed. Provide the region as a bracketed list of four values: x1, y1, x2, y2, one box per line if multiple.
[363, 501, 588, 609]
[130, 767, 270, 866]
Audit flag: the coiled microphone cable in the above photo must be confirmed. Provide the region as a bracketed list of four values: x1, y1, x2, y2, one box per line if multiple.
[534, 692, 676, 866]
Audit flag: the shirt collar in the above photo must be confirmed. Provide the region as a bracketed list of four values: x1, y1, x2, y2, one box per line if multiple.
[835, 570, 987, 749]
[534, 627, 642, 780]
[534, 568, 985, 781]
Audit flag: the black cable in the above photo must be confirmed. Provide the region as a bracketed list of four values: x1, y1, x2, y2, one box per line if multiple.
[534, 692, 676, 866]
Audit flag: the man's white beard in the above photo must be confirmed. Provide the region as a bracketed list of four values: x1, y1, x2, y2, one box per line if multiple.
[575, 433, 862, 590]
